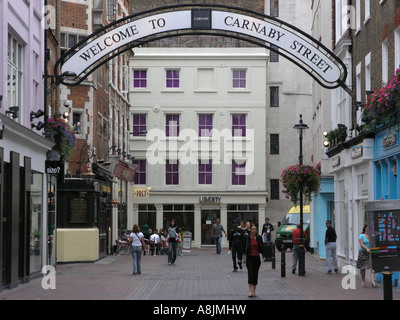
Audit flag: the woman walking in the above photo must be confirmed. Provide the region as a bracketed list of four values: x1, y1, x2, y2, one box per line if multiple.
[129, 224, 145, 275]
[356, 225, 376, 287]
[167, 219, 181, 265]
[244, 224, 263, 297]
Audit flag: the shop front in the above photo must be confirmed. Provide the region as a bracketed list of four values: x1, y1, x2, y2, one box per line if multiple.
[132, 193, 266, 249]
[56, 164, 112, 263]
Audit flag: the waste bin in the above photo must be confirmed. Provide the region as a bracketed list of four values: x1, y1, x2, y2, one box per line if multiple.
[263, 241, 274, 261]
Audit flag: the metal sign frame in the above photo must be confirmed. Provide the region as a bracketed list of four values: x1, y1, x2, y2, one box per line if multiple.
[55, 4, 348, 91]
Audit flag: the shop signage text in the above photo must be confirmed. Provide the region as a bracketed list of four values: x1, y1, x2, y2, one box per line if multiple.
[61, 8, 344, 87]
[199, 196, 222, 203]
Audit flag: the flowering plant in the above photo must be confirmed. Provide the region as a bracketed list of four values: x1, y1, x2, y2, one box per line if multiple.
[46, 114, 76, 161]
[281, 163, 321, 205]
[362, 69, 400, 132]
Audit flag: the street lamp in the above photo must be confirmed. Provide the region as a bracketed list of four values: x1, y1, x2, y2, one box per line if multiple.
[293, 114, 309, 276]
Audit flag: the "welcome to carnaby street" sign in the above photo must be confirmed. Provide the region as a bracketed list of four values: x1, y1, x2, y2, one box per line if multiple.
[61, 9, 344, 87]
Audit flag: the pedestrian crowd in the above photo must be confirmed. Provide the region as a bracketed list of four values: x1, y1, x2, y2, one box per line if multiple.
[124, 217, 378, 298]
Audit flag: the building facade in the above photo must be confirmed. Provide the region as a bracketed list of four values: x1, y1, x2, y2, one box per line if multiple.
[0, 0, 55, 289]
[129, 48, 268, 248]
[56, 0, 135, 263]
[325, 0, 400, 266]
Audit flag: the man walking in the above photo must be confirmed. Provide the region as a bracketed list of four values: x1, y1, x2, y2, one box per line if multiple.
[262, 218, 274, 243]
[211, 218, 226, 254]
[325, 220, 339, 274]
[292, 223, 307, 274]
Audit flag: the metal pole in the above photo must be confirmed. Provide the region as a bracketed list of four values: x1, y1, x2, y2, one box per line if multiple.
[272, 243, 276, 269]
[281, 244, 285, 277]
[382, 266, 393, 300]
[298, 126, 305, 276]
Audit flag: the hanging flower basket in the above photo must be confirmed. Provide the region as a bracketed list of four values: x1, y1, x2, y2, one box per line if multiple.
[281, 163, 321, 205]
[362, 68, 400, 132]
[46, 114, 76, 161]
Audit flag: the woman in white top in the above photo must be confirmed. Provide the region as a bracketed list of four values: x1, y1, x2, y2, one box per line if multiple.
[129, 224, 145, 275]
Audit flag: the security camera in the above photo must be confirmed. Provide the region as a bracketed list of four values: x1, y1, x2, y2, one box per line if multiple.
[63, 100, 72, 108]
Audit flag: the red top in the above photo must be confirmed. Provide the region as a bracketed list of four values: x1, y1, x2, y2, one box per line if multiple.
[249, 237, 259, 256]
[292, 228, 307, 245]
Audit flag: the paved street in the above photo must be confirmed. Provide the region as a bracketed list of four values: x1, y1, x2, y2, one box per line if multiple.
[0, 247, 398, 302]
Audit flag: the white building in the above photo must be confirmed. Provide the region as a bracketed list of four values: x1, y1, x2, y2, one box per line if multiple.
[264, 0, 314, 227]
[129, 47, 268, 248]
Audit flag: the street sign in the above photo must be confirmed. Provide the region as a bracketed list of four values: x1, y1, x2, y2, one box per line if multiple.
[367, 200, 400, 273]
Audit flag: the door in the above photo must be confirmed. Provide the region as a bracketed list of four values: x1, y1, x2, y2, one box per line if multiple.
[201, 210, 220, 245]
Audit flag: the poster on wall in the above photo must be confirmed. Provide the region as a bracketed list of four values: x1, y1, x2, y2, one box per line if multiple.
[367, 200, 400, 273]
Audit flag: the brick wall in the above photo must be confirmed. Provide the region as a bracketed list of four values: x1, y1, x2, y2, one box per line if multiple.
[60, 1, 89, 30]
[352, 0, 400, 104]
[130, 0, 265, 48]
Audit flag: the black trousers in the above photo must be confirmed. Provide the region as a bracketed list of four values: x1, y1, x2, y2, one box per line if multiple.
[231, 244, 243, 269]
[246, 255, 261, 285]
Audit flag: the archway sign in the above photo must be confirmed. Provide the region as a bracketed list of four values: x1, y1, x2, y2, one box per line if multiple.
[56, 4, 348, 92]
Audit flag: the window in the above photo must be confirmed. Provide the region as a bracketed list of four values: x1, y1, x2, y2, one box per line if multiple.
[166, 69, 180, 88]
[270, 45, 279, 62]
[138, 205, 156, 235]
[270, 0, 279, 17]
[232, 69, 247, 89]
[163, 205, 195, 238]
[270, 179, 280, 200]
[132, 114, 147, 136]
[364, 0, 370, 22]
[395, 26, 400, 69]
[232, 160, 246, 186]
[199, 160, 212, 185]
[107, 0, 116, 21]
[232, 114, 246, 137]
[133, 70, 147, 88]
[270, 134, 280, 154]
[166, 114, 180, 137]
[270, 86, 279, 107]
[382, 39, 389, 84]
[73, 113, 82, 134]
[60, 32, 86, 56]
[166, 160, 179, 185]
[198, 114, 213, 137]
[7, 34, 23, 113]
[133, 160, 147, 185]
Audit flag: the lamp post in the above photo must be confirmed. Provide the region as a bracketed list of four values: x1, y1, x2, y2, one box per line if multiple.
[293, 114, 309, 276]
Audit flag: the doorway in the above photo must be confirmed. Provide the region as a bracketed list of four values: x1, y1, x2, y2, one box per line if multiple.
[201, 210, 220, 245]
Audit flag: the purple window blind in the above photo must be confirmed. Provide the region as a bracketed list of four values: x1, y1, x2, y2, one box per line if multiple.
[233, 69, 246, 88]
[166, 114, 180, 137]
[232, 160, 246, 185]
[199, 114, 213, 137]
[133, 160, 146, 185]
[166, 160, 179, 185]
[199, 160, 212, 185]
[166, 69, 180, 88]
[132, 114, 147, 136]
[232, 114, 246, 137]
[133, 70, 147, 88]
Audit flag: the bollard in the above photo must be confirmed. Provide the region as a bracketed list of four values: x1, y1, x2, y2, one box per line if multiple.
[281, 244, 286, 278]
[271, 243, 276, 270]
[382, 266, 393, 300]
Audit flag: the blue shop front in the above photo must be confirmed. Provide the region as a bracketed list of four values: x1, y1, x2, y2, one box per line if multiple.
[312, 177, 334, 258]
[374, 128, 400, 200]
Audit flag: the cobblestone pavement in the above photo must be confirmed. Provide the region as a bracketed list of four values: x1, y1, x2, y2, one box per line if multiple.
[0, 248, 398, 301]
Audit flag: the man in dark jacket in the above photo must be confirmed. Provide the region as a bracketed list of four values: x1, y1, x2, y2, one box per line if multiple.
[228, 222, 244, 272]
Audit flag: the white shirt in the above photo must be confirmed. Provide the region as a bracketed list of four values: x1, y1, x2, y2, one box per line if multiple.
[150, 233, 161, 244]
[130, 232, 144, 246]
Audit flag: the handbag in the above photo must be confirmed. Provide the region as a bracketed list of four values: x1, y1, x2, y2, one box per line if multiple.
[135, 233, 146, 251]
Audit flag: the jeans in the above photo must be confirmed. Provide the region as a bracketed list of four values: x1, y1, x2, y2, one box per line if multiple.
[131, 246, 142, 274]
[168, 241, 178, 264]
[215, 236, 222, 253]
[292, 244, 300, 271]
[231, 244, 243, 269]
[263, 233, 271, 243]
[326, 242, 339, 272]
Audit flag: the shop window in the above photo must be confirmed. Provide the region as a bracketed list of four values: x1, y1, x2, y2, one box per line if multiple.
[227, 204, 259, 230]
[163, 205, 195, 239]
[30, 172, 43, 274]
